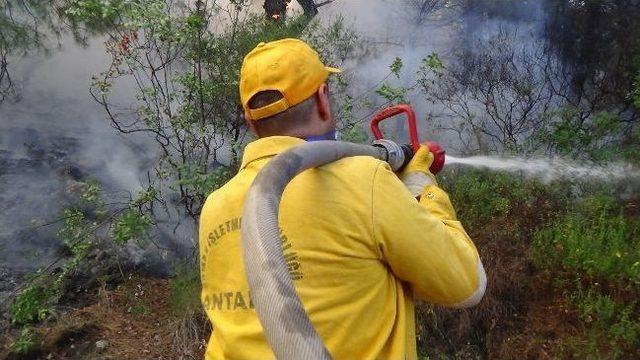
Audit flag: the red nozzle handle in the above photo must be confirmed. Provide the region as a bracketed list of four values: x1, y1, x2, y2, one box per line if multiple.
[370, 104, 445, 174]
[426, 141, 445, 175]
[370, 104, 420, 154]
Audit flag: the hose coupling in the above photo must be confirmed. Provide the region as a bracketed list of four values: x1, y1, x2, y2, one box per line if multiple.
[373, 139, 412, 171]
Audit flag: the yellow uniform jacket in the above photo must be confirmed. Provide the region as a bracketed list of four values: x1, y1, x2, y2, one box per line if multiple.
[199, 136, 484, 360]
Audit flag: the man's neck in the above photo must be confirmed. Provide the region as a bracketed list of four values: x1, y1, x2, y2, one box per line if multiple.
[304, 128, 337, 142]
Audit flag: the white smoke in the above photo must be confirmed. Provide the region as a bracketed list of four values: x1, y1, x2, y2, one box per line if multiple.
[311, 0, 549, 149]
[0, 32, 155, 270]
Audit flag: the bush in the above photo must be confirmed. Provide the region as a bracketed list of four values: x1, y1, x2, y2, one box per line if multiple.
[9, 181, 104, 328]
[65, 0, 361, 221]
[130, 303, 151, 316]
[442, 169, 538, 229]
[533, 208, 640, 282]
[9, 285, 53, 325]
[532, 194, 640, 358]
[112, 208, 152, 247]
[168, 265, 209, 354]
[168, 266, 202, 317]
[9, 327, 37, 355]
[566, 290, 640, 359]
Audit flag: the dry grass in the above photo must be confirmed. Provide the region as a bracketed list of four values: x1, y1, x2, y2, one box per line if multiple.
[415, 189, 582, 359]
[2, 276, 210, 360]
[169, 308, 209, 358]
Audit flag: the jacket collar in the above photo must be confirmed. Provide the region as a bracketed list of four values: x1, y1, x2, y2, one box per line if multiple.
[240, 136, 306, 170]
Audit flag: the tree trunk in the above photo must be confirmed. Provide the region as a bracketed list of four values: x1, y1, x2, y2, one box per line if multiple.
[296, 0, 318, 18]
[263, 0, 319, 21]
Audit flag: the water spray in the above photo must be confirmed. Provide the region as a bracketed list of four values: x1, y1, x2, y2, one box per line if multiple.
[370, 104, 640, 183]
[446, 155, 640, 183]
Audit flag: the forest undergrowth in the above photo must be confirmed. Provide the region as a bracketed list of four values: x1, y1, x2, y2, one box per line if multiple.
[414, 170, 640, 359]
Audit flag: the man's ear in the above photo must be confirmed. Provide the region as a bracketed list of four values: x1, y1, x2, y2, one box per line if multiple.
[245, 111, 259, 137]
[316, 83, 333, 123]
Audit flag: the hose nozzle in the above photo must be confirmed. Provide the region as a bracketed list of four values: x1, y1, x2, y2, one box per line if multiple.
[370, 105, 446, 174]
[372, 139, 413, 171]
[426, 141, 445, 174]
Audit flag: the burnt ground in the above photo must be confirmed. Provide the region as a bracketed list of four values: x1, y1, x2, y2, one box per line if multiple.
[415, 193, 587, 359]
[1, 277, 208, 360]
[0, 266, 583, 360]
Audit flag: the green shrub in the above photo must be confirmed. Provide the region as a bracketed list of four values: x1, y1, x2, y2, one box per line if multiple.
[10, 327, 37, 354]
[632, 70, 640, 109]
[169, 266, 202, 317]
[167, 265, 209, 355]
[175, 165, 232, 200]
[112, 208, 153, 246]
[9, 285, 53, 325]
[533, 210, 640, 282]
[130, 302, 152, 316]
[339, 124, 368, 143]
[566, 289, 640, 359]
[58, 208, 92, 258]
[442, 169, 535, 229]
[533, 194, 640, 358]
[10, 181, 103, 327]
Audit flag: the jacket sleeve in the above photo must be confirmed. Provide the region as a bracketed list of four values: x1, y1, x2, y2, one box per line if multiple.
[371, 162, 486, 307]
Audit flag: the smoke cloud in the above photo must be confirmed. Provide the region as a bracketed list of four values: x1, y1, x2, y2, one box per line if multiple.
[0, 34, 155, 273]
[312, 0, 549, 148]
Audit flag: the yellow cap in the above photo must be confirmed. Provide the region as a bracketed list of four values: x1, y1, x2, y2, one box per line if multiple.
[240, 38, 341, 121]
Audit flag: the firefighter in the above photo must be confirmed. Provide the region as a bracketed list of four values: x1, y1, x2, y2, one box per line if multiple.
[199, 38, 485, 360]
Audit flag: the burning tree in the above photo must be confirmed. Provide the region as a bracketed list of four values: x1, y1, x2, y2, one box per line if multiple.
[263, 0, 326, 22]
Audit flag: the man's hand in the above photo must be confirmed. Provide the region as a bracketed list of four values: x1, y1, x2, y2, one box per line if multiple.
[399, 145, 437, 197]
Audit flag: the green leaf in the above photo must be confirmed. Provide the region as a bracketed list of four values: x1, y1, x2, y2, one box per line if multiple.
[390, 57, 403, 78]
[422, 52, 443, 71]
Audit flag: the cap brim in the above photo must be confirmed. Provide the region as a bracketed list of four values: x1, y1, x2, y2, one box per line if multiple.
[326, 66, 342, 74]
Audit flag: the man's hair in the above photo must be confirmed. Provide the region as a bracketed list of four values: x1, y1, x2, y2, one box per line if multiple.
[248, 90, 316, 137]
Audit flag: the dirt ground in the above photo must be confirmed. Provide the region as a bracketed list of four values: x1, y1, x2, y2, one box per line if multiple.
[1, 270, 590, 360]
[1, 277, 208, 360]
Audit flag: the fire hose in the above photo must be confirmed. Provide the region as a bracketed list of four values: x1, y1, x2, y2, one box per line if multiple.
[241, 105, 444, 359]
